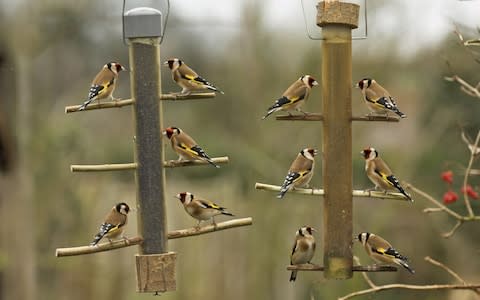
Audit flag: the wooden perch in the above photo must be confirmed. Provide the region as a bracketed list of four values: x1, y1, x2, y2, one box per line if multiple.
[70, 157, 229, 172]
[275, 114, 400, 122]
[287, 264, 397, 272]
[65, 93, 216, 114]
[163, 156, 229, 168]
[168, 217, 253, 240]
[56, 218, 252, 257]
[255, 182, 410, 201]
[70, 163, 138, 172]
[56, 236, 143, 257]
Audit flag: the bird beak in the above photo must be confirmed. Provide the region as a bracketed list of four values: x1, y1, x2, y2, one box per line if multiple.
[163, 61, 169, 66]
[173, 195, 180, 200]
[121, 66, 128, 72]
[360, 150, 365, 156]
[352, 236, 359, 242]
[312, 80, 319, 86]
[161, 130, 167, 136]
[354, 83, 359, 88]
[313, 149, 319, 156]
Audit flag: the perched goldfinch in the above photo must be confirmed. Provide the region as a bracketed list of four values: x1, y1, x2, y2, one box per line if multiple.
[162, 126, 220, 168]
[78, 62, 126, 111]
[90, 202, 130, 246]
[164, 58, 224, 94]
[357, 232, 415, 274]
[175, 192, 234, 227]
[290, 226, 316, 282]
[355, 78, 406, 118]
[361, 147, 412, 201]
[262, 75, 318, 119]
[278, 148, 318, 199]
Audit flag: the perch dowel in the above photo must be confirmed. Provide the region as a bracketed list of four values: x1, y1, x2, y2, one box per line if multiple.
[55, 236, 143, 257]
[70, 157, 229, 172]
[287, 264, 397, 272]
[163, 156, 229, 168]
[275, 114, 400, 122]
[255, 182, 410, 201]
[65, 99, 134, 113]
[168, 217, 253, 239]
[70, 163, 138, 172]
[64, 93, 216, 114]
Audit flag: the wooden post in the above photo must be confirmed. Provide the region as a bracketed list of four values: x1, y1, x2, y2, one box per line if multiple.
[125, 6, 175, 293]
[317, 1, 359, 279]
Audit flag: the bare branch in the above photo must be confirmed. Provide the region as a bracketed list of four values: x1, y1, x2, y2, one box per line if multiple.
[424, 256, 466, 285]
[338, 284, 480, 300]
[274, 114, 400, 122]
[461, 129, 480, 217]
[442, 220, 463, 239]
[444, 75, 480, 99]
[286, 264, 397, 272]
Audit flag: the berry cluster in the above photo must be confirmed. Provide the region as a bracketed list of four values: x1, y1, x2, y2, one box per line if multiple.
[441, 170, 478, 204]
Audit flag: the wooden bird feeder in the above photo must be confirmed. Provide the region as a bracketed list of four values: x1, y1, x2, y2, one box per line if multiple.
[56, 4, 252, 295]
[255, 0, 405, 280]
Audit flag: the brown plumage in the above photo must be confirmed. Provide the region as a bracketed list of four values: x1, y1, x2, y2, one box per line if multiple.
[90, 202, 130, 246]
[278, 148, 318, 199]
[78, 62, 126, 111]
[175, 192, 233, 227]
[355, 78, 406, 118]
[290, 226, 316, 282]
[162, 126, 219, 168]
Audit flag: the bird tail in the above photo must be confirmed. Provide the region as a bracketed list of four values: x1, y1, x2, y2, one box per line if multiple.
[90, 232, 105, 246]
[261, 108, 276, 120]
[78, 99, 92, 111]
[221, 210, 234, 217]
[397, 259, 415, 274]
[388, 175, 413, 202]
[207, 158, 220, 168]
[207, 85, 224, 95]
[277, 185, 289, 199]
[393, 108, 406, 118]
[289, 270, 297, 282]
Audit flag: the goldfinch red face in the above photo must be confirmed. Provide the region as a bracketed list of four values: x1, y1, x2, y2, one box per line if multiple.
[301, 148, 318, 160]
[301, 75, 318, 88]
[164, 58, 182, 70]
[115, 202, 130, 215]
[106, 62, 126, 75]
[361, 147, 377, 160]
[163, 126, 180, 139]
[175, 192, 194, 205]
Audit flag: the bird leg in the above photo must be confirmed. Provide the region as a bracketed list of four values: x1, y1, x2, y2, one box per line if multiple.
[195, 220, 202, 230]
[211, 217, 218, 229]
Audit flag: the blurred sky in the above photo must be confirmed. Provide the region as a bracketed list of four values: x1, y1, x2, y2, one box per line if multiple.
[168, 0, 480, 56]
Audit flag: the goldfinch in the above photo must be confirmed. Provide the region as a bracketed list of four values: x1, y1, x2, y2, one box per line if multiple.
[355, 78, 406, 118]
[90, 202, 130, 246]
[361, 147, 412, 201]
[78, 62, 126, 111]
[175, 192, 234, 227]
[357, 232, 415, 274]
[278, 148, 318, 199]
[162, 126, 220, 168]
[290, 226, 316, 282]
[164, 58, 224, 94]
[262, 75, 318, 119]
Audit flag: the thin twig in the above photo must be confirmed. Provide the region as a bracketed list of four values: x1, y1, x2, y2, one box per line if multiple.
[423, 208, 444, 214]
[338, 284, 480, 300]
[444, 75, 480, 99]
[286, 264, 397, 272]
[353, 256, 377, 288]
[255, 182, 411, 201]
[167, 217, 253, 239]
[442, 220, 463, 239]
[424, 256, 466, 285]
[405, 183, 464, 219]
[461, 130, 480, 217]
[163, 156, 229, 168]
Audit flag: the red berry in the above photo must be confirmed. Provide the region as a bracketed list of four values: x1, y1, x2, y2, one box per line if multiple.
[460, 185, 479, 199]
[441, 170, 453, 184]
[443, 191, 458, 204]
